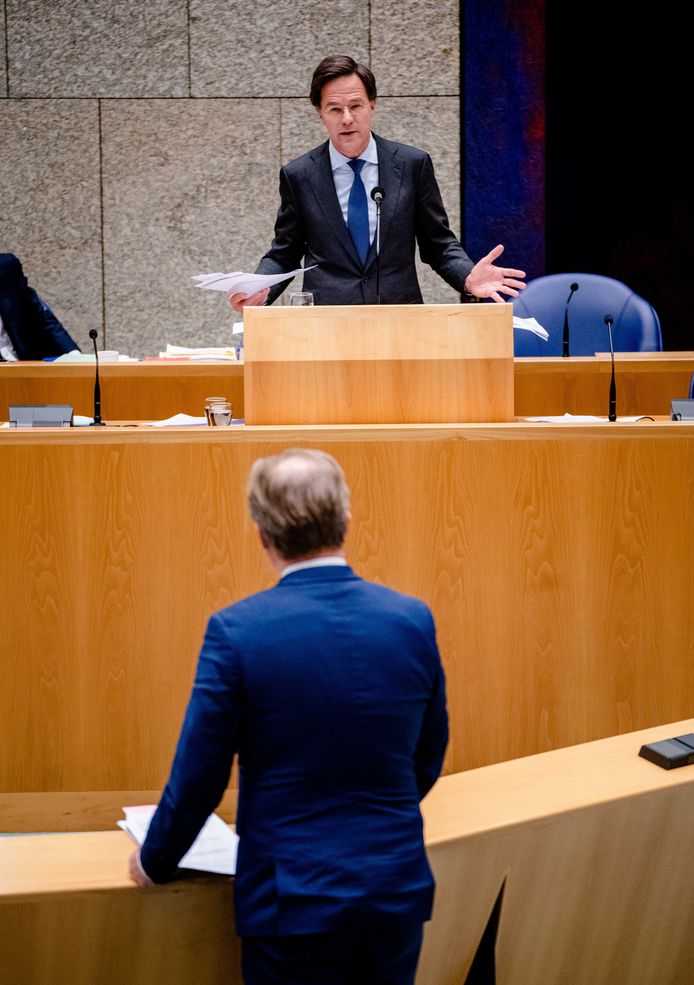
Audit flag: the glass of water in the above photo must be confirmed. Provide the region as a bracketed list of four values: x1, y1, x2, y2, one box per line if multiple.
[204, 396, 228, 425]
[207, 400, 233, 426]
[289, 292, 314, 306]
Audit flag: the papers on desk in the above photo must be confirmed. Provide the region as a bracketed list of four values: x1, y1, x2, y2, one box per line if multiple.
[192, 266, 317, 297]
[149, 413, 209, 427]
[523, 413, 646, 423]
[513, 316, 549, 341]
[118, 805, 238, 876]
[158, 344, 240, 361]
[146, 413, 244, 427]
[52, 351, 138, 362]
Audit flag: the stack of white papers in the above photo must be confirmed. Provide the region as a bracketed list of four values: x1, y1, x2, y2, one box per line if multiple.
[53, 351, 137, 362]
[158, 344, 239, 361]
[149, 413, 209, 427]
[192, 266, 316, 296]
[118, 804, 238, 875]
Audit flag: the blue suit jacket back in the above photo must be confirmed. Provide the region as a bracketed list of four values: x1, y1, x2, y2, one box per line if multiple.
[141, 566, 448, 936]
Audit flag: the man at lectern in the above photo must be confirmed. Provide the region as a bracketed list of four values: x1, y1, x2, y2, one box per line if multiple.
[230, 54, 525, 312]
[130, 448, 448, 985]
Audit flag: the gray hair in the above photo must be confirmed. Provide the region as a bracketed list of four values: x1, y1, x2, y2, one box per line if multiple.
[247, 449, 350, 560]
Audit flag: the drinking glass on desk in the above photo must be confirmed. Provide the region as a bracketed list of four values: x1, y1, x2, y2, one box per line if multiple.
[208, 401, 233, 426]
[289, 292, 314, 306]
[204, 396, 228, 425]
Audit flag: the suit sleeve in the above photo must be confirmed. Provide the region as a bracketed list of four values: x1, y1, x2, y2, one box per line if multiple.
[256, 166, 308, 305]
[17, 256, 80, 356]
[414, 153, 474, 296]
[139, 614, 242, 882]
[414, 607, 449, 800]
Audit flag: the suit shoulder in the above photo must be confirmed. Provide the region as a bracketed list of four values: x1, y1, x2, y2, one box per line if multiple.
[355, 578, 434, 622]
[0, 253, 20, 274]
[212, 585, 279, 625]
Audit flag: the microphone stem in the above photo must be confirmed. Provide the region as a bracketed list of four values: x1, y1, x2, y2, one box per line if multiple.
[562, 308, 570, 357]
[375, 203, 381, 305]
[607, 320, 617, 422]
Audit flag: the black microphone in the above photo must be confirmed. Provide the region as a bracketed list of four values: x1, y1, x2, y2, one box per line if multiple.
[605, 314, 617, 422]
[89, 328, 105, 426]
[371, 186, 385, 304]
[562, 282, 579, 358]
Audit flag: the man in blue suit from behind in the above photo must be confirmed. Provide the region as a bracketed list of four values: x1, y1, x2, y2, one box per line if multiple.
[131, 448, 448, 984]
[0, 253, 79, 360]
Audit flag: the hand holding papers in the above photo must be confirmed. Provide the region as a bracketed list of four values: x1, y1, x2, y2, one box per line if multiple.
[120, 804, 239, 876]
[193, 266, 316, 298]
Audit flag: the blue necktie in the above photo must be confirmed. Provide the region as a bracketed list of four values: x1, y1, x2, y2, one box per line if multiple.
[347, 159, 370, 265]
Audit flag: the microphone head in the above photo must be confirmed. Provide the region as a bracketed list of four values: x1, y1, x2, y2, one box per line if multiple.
[89, 329, 98, 340]
[570, 282, 579, 292]
[371, 186, 385, 204]
[604, 314, 614, 326]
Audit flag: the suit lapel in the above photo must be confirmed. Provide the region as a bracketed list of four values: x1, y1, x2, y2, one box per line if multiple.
[306, 143, 362, 268]
[365, 135, 404, 270]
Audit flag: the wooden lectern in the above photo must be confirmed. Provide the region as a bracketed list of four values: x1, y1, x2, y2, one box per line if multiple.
[243, 303, 514, 425]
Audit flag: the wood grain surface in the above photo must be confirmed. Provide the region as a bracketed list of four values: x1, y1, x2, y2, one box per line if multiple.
[1, 422, 693, 831]
[2, 721, 693, 985]
[244, 303, 514, 424]
[3, 350, 692, 423]
[0, 361, 245, 420]
[515, 352, 694, 417]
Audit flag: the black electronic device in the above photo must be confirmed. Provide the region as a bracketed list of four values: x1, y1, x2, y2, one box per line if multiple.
[639, 734, 694, 769]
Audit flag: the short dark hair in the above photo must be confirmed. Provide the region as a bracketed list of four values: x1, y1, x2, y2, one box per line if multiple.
[309, 54, 377, 107]
[247, 449, 350, 560]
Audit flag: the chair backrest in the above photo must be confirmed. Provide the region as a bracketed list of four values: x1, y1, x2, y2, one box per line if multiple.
[513, 273, 663, 356]
[689, 372, 694, 399]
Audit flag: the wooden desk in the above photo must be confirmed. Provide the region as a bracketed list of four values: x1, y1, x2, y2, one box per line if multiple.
[0, 360, 245, 420]
[515, 352, 694, 417]
[2, 421, 693, 830]
[3, 352, 693, 422]
[2, 720, 693, 985]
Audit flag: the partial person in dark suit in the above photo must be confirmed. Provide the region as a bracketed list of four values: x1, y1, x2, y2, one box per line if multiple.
[0, 253, 79, 360]
[130, 448, 449, 985]
[231, 54, 525, 312]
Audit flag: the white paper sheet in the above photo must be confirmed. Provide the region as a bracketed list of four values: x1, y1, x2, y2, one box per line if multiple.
[523, 413, 646, 423]
[119, 804, 238, 876]
[513, 316, 549, 341]
[192, 266, 316, 297]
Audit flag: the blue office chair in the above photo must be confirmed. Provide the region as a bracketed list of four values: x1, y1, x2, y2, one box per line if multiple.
[689, 373, 694, 399]
[513, 273, 663, 356]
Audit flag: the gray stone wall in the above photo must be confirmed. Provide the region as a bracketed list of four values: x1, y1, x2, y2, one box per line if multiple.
[0, 0, 460, 357]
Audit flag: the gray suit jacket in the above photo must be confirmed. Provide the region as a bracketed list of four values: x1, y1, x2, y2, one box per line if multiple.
[257, 134, 474, 305]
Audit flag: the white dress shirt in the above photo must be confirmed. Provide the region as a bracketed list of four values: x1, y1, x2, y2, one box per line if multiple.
[280, 555, 348, 579]
[329, 134, 379, 246]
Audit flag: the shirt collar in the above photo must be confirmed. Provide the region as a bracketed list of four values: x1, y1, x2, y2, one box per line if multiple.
[329, 133, 377, 172]
[279, 555, 348, 579]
